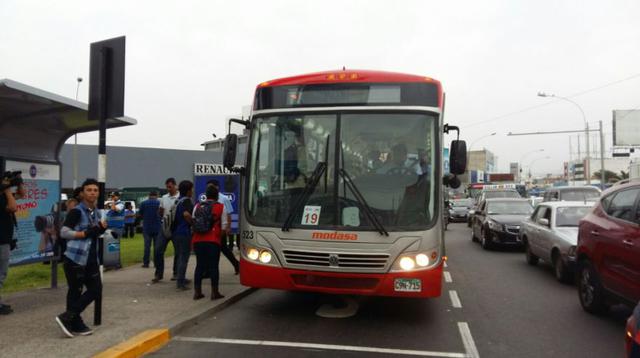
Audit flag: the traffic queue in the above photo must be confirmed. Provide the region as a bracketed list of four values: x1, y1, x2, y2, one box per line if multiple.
[448, 182, 640, 357]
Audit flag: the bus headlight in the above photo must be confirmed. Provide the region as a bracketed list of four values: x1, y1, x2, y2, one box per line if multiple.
[392, 250, 440, 272]
[416, 254, 429, 267]
[259, 250, 272, 264]
[247, 248, 260, 261]
[399, 257, 415, 271]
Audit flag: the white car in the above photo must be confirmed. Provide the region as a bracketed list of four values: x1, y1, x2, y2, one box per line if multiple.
[520, 201, 594, 283]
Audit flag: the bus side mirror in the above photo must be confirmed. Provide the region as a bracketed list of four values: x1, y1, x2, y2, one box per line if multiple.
[223, 134, 238, 170]
[449, 140, 467, 175]
[443, 174, 461, 189]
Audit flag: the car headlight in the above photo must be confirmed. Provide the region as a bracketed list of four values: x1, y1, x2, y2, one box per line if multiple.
[487, 220, 503, 231]
[392, 250, 439, 272]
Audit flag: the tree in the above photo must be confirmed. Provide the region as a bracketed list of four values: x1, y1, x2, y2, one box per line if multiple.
[592, 170, 621, 183]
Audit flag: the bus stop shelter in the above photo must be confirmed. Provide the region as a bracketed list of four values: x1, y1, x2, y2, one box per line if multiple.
[0, 78, 136, 272]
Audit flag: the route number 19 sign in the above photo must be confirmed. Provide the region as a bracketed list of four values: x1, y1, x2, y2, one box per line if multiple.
[302, 205, 321, 226]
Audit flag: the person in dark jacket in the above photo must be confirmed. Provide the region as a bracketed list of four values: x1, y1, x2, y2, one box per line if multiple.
[138, 191, 161, 268]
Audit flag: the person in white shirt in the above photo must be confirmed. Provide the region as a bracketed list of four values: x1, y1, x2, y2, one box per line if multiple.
[152, 178, 180, 283]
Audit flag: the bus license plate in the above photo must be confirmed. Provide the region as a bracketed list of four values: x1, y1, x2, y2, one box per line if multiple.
[394, 278, 422, 292]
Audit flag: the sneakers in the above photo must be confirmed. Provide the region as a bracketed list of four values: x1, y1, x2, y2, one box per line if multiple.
[55, 312, 76, 338]
[72, 316, 93, 336]
[0, 304, 13, 315]
[141, 264, 150, 268]
[151, 275, 163, 283]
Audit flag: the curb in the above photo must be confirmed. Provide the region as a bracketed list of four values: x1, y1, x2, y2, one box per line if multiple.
[92, 287, 257, 358]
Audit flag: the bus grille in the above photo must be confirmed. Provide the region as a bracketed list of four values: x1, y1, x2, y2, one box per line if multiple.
[291, 274, 379, 290]
[283, 250, 389, 269]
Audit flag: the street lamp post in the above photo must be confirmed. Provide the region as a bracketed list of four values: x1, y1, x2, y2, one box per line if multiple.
[527, 156, 551, 181]
[538, 92, 590, 184]
[519, 149, 544, 183]
[467, 132, 497, 174]
[73, 77, 83, 189]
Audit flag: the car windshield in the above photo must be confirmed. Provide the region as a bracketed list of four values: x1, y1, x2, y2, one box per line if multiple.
[555, 206, 591, 227]
[247, 111, 437, 231]
[452, 199, 473, 207]
[487, 201, 533, 215]
[561, 189, 600, 201]
[484, 191, 521, 199]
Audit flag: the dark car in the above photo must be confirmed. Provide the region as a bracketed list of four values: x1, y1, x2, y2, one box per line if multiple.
[468, 189, 521, 227]
[448, 198, 474, 223]
[576, 182, 640, 314]
[627, 301, 640, 357]
[470, 198, 533, 250]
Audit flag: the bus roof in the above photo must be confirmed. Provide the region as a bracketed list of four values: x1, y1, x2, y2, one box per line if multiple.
[258, 69, 442, 88]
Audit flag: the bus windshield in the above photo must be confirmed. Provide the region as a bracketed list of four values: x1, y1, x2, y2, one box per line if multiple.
[247, 112, 437, 232]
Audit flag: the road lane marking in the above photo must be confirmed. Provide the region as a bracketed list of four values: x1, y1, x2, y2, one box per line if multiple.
[444, 271, 452, 283]
[457, 322, 480, 358]
[449, 290, 462, 308]
[173, 336, 468, 357]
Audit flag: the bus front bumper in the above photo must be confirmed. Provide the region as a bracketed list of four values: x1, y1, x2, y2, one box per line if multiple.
[240, 259, 443, 298]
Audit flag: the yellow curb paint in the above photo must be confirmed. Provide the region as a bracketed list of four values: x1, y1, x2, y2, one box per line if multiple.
[93, 329, 170, 358]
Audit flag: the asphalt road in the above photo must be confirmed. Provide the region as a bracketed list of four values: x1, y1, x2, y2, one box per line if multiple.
[151, 223, 628, 358]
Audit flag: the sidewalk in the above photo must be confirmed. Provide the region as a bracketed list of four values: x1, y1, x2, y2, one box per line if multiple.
[0, 253, 250, 357]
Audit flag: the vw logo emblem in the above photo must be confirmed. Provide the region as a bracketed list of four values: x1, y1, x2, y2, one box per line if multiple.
[329, 254, 339, 267]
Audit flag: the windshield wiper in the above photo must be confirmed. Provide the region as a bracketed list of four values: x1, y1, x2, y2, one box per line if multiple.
[339, 168, 389, 236]
[282, 161, 327, 232]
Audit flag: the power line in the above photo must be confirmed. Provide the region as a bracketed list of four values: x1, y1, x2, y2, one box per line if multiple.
[466, 72, 640, 128]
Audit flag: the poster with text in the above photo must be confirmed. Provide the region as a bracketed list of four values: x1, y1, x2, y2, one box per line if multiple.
[4, 160, 60, 266]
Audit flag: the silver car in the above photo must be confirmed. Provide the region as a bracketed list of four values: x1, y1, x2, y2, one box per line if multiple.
[520, 201, 594, 283]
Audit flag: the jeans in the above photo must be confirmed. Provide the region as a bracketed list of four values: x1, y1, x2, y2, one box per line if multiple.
[173, 234, 192, 286]
[143, 231, 159, 267]
[154, 231, 177, 279]
[124, 223, 136, 238]
[0, 244, 9, 304]
[63, 257, 102, 315]
[194, 242, 221, 291]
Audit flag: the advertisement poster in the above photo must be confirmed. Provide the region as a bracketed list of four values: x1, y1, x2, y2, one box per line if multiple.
[193, 163, 240, 234]
[4, 160, 60, 266]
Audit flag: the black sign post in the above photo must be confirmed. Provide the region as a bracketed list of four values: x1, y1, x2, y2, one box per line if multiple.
[88, 36, 125, 326]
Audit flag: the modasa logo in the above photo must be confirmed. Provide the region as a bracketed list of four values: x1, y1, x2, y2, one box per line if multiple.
[312, 232, 358, 241]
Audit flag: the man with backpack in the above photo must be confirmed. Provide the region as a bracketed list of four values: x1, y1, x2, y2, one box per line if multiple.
[152, 178, 179, 283]
[192, 185, 226, 300]
[172, 180, 195, 290]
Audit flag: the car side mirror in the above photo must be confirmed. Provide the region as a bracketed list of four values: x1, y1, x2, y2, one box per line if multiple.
[537, 218, 549, 227]
[223, 134, 238, 170]
[449, 140, 467, 175]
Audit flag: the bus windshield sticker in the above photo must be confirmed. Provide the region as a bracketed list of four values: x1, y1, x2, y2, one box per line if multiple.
[342, 207, 360, 227]
[301, 205, 321, 225]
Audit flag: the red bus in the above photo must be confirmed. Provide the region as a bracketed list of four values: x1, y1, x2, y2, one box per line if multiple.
[224, 69, 466, 297]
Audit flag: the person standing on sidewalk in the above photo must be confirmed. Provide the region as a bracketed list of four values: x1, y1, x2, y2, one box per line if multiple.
[55, 178, 107, 337]
[192, 185, 226, 300]
[123, 202, 136, 238]
[207, 180, 239, 274]
[138, 191, 161, 268]
[105, 192, 125, 239]
[0, 177, 25, 315]
[153, 178, 179, 283]
[173, 180, 194, 290]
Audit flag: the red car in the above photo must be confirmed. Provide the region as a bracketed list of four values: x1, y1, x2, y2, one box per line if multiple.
[576, 181, 640, 314]
[627, 301, 640, 358]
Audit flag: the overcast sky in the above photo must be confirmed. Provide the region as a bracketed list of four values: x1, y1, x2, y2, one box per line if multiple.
[2, 0, 639, 175]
